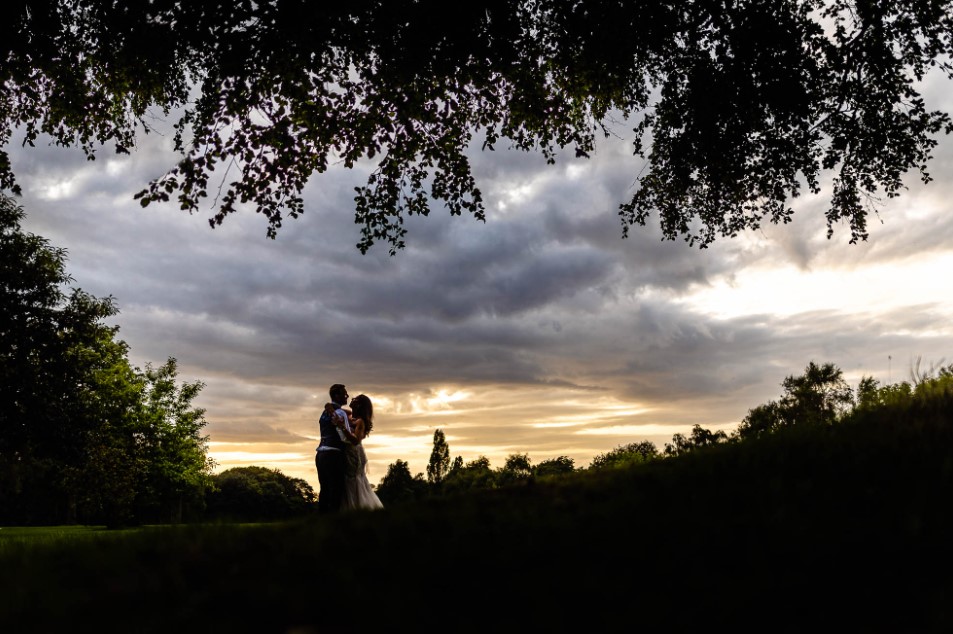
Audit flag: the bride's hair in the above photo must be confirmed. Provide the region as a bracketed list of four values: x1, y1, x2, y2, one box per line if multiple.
[350, 394, 374, 435]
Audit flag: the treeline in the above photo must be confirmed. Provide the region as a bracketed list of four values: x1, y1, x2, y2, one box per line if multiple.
[209, 353, 933, 517]
[373, 358, 953, 506]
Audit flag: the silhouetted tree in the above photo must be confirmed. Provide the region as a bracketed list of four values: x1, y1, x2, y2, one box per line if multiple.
[589, 441, 659, 471]
[4, 2, 952, 252]
[781, 361, 855, 423]
[426, 429, 450, 486]
[855, 376, 883, 411]
[496, 453, 533, 487]
[735, 361, 854, 441]
[0, 196, 214, 526]
[442, 456, 495, 494]
[664, 424, 729, 457]
[206, 466, 316, 522]
[376, 459, 428, 505]
[535, 456, 575, 478]
[735, 402, 786, 442]
[135, 358, 216, 524]
[0, 196, 150, 525]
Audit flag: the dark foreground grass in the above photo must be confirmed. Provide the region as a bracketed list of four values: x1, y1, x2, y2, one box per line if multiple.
[0, 523, 270, 551]
[0, 524, 179, 552]
[2, 409, 953, 633]
[0, 524, 115, 546]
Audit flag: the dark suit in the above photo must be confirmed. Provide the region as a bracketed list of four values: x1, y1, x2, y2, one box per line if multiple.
[315, 403, 347, 514]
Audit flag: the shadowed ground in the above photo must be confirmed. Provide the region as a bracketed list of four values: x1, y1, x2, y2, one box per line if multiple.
[2, 407, 952, 633]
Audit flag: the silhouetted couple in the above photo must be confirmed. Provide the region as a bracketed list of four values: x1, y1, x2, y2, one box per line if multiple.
[315, 383, 383, 514]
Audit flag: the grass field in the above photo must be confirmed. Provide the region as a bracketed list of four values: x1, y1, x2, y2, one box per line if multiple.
[0, 522, 276, 560]
[0, 525, 133, 546]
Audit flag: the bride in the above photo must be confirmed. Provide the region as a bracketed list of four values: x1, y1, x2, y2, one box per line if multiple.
[327, 394, 384, 511]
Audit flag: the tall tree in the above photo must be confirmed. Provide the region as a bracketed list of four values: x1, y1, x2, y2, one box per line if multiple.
[0, 194, 69, 522]
[2, 2, 952, 252]
[426, 429, 450, 485]
[63, 296, 146, 527]
[0, 196, 214, 526]
[0, 195, 136, 523]
[136, 358, 216, 524]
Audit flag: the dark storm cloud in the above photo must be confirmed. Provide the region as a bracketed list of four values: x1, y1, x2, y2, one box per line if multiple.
[467, 131, 748, 292]
[327, 240, 617, 322]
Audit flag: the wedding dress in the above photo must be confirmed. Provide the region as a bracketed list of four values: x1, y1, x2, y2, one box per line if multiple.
[343, 443, 384, 511]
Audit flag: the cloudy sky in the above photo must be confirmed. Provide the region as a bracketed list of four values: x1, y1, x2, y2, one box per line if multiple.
[11, 72, 953, 488]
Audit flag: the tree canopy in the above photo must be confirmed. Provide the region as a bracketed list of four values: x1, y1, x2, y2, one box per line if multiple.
[3, 1, 953, 252]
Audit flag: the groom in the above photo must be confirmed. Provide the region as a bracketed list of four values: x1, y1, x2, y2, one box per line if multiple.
[315, 383, 351, 514]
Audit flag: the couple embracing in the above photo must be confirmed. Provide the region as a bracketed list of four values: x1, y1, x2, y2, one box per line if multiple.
[315, 383, 384, 513]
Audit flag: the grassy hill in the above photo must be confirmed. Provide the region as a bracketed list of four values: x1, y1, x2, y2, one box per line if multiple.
[2, 390, 952, 633]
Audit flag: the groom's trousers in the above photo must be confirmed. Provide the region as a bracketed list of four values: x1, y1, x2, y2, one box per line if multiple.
[316, 449, 346, 514]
